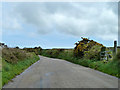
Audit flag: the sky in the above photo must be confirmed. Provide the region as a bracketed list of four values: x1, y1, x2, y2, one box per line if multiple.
[1, 2, 118, 49]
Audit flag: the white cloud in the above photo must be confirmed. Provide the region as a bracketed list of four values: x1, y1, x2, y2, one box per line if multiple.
[2, 3, 22, 30]
[3, 2, 118, 41]
[3, 16, 21, 30]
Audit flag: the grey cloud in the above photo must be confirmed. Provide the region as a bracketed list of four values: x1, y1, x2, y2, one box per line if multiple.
[5, 2, 118, 41]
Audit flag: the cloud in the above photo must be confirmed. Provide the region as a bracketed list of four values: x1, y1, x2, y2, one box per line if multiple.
[2, 3, 22, 30]
[3, 2, 118, 41]
[3, 16, 21, 30]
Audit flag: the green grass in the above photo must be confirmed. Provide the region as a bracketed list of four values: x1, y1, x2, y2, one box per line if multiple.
[1, 47, 40, 87]
[2, 53, 40, 86]
[40, 49, 119, 78]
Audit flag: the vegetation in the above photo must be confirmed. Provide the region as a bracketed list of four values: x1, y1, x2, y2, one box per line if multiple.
[74, 37, 104, 58]
[41, 49, 65, 58]
[2, 48, 32, 64]
[1, 45, 40, 86]
[84, 45, 102, 60]
[23, 46, 42, 55]
[40, 38, 119, 78]
[1, 37, 119, 88]
[40, 49, 119, 78]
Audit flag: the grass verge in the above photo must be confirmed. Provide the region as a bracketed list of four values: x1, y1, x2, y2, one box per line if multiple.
[40, 49, 119, 78]
[2, 53, 39, 86]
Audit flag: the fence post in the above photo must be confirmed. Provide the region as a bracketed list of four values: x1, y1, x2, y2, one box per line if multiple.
[113, 41, 117, 55]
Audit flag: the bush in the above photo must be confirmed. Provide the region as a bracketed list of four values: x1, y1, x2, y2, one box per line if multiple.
[51, 50, 59, 58]
[2, 48, 33, 64]
[23, 46, 42, 55]
[74, 37, 103, 59]
[84, 45, 102, 60]
[41, 49, 68, 58]
[58, 50, 74, 60]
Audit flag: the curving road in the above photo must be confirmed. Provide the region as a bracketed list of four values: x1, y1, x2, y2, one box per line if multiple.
[3, 55, 118, 88]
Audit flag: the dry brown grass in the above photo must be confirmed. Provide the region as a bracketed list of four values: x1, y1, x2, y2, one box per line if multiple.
[2, 48, 33, 64]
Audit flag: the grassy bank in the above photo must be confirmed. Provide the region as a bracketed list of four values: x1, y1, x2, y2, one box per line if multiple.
[40, 49, 120, 78]
[2, 48, 40, 86]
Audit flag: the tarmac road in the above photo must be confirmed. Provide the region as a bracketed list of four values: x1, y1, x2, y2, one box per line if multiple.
[3, 55, 118, 88]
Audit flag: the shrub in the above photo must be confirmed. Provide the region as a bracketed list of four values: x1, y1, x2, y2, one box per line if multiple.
[58, 50, 74, 60]
[2, 48, 34, 64]
[51, 50, 60, 58]
[23, 46, 42, 55]
[84, 45, 102, 60]
[74, 37, 103, 59]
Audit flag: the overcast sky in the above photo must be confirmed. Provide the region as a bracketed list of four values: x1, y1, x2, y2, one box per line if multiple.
[2, 2, 118, 48]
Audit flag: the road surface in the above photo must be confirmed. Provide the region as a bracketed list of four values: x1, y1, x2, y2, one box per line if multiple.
[3, 55, 118, 88]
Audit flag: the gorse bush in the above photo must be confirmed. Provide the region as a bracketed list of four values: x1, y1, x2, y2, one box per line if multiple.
[84, 45, 102, 60]
[74, 37, 103, 59]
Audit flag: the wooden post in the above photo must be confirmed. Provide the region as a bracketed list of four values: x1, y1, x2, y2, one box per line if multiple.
[113, 41, 117, 55]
